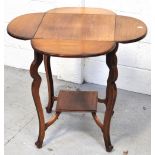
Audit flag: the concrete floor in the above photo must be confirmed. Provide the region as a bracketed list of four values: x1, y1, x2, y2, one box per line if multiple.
[4, 66, 151, 155]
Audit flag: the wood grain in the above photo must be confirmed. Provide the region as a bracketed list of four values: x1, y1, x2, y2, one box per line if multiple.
[45, 112, 61, 130]
[7, 13, 45, 40]
[31, 39, 115, 57]
[115, 15, 147, 43]
[44, 55, 54, 113]
[103, 43, 118, 152]
[30, 51, 45, 148]
[7, 8, 147, 43]
[34, 13, 116, 41]
[56, 90, 98, 112]
[47, 7, 115, 15]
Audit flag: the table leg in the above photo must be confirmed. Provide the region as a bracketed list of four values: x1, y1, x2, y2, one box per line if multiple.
[91, 44, 118, 152]
[44, 55, 54, 113]
[103, 43, 118, 152]
[30, 51, 45, 148]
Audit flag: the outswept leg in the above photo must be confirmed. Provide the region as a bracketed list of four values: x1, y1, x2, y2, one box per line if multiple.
[103, 43, 119, 152]
[91, 44, 118, 152]
[30, 51, 45, 148]
[44, 55, 54, 113]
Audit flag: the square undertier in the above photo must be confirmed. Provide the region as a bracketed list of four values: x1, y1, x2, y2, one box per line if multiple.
[56, 90, 98, 112]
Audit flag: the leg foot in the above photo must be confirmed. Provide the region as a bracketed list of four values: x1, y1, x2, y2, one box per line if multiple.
[35, 140, 43, 148]
[105, 144, 113, 152]
[46, 106, 52, 113]
[103, 130, 113, 152]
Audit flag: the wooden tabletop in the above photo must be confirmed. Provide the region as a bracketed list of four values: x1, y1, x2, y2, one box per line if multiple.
[7, 7, 147, 57]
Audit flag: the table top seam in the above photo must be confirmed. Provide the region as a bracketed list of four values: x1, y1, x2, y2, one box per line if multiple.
[33, 12, 46, 39]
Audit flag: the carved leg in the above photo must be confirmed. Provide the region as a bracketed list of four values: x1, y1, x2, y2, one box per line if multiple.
[30, 51, 45, 148]
[44, 55, 54, 113]
[103, 43, 119, 152]
[91, 44, 118, 152]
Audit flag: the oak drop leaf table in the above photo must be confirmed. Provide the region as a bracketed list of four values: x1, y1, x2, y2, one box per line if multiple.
[7, 7, 147, 152]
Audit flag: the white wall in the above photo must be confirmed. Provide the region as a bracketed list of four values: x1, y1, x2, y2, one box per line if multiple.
[4, 0, 151, 94]
[4, 0, 84, 83]
[83, 0, 151, 95]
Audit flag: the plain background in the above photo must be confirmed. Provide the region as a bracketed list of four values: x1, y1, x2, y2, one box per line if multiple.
[4, 0, 151, 95]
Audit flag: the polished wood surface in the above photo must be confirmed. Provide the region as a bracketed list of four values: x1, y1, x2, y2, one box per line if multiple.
[115, 15, 147, 43]
[31, 40, 115, 57]
[47, 7, 115, 15]
[56, 90, 98, 112]
[34, 13, 116, 41]
[7, 13, 45, 40]
[7, 7, 147, 57]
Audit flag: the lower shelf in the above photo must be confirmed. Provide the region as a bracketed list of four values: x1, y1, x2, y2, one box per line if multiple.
[56, 90, 98, 112]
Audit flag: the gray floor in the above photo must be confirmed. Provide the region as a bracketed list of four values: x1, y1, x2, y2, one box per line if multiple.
[4, 66, 151, 155]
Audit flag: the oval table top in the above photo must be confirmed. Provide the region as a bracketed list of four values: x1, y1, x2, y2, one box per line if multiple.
[7, 7, 147, 57]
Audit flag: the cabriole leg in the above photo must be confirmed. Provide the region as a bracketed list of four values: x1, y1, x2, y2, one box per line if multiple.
[30, 51, 45, 148]
[103, 44, 119, 152]
[44, 55, 54, 113]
